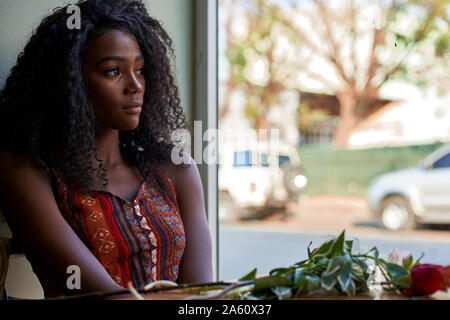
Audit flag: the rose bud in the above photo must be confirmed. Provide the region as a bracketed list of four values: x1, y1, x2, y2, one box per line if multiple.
[406, 264, 449, 296]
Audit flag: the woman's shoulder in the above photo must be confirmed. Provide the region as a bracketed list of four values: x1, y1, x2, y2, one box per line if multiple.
[0, 150, 60, 232]
[160, 154, 199, 191]
[0, 150, 48, 176]
[0, 151, 53, 195]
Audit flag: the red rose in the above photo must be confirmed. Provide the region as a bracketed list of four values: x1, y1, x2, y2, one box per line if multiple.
[405, 264, 450, 296]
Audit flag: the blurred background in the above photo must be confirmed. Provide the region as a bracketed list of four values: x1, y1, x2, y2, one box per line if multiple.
[217, 0, 450, 280]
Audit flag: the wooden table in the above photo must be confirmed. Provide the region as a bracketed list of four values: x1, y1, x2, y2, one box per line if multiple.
[113, 288, 449, 300]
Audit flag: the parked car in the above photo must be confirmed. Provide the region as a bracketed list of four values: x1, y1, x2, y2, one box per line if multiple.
[367, 144, 450, 230]
[218, 141, 307, 221]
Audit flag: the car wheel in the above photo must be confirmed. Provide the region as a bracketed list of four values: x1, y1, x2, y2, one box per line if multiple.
[219, 192, 239, 222]
[377, 196, 416, 230]
[282, 166, 307, 195]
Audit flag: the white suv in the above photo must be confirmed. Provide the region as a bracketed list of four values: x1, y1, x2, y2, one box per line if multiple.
[367, 144, 450, 230]
[218, 142, 307, 221]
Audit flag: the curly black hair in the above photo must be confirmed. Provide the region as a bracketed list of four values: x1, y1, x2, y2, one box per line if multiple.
[0, 0, 187, 193]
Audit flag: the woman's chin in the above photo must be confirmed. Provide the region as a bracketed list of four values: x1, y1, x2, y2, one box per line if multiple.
[119, 121, 140, 131]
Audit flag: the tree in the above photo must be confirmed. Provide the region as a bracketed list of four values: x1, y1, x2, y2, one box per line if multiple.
[219, 0, 450, 147]
[220, 0, 297, 135]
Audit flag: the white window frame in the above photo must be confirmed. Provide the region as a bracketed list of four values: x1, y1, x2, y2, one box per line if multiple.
[194, 0, 219, 281]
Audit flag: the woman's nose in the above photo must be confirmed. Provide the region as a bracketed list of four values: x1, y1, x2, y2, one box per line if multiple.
[124, 72, 144, 94]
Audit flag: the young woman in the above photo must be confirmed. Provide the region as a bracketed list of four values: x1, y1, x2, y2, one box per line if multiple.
[0, 0, 213, 298]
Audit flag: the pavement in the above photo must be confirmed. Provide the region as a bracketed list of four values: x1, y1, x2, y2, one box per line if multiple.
[223, 195, 450, 242]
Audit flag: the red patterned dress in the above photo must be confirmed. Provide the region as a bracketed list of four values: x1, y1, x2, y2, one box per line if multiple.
[33, 168, 186, 298]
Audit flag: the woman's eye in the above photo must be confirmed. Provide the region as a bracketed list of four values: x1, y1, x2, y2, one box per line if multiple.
[104, 67, 120, 77]
[137, 67, 145, 75]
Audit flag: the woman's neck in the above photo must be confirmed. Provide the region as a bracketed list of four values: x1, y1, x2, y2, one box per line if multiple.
[93, 129, 122, 170]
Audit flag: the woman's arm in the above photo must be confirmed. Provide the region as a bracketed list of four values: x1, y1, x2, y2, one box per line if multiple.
[0, 151, 124, 295]
[165, 157, 213, 284]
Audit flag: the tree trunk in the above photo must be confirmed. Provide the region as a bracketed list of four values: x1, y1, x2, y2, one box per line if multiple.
[255, 113, 269, 133]
[333, 90, 359, 148]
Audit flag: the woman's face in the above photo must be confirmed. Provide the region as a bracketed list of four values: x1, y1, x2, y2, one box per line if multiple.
[84, 29, 145, 131]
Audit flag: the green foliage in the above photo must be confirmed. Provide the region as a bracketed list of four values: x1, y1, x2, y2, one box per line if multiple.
[434, 32, 450, 58]
[296, 103, 329, 134]
[239, 268, 258, 281]
[381, 0, 450, 89]
[298, 142, 444, 196]
[227, 230, 415, 299]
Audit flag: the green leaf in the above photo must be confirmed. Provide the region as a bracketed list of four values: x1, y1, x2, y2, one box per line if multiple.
[350, 271, 368, 287]
[324, 254, 351, 277]
[321, 272, 337, 290]
[254, 275, 292, 291]
[329, 230, 346, 257]
[344, 279, 356, 297]
[293, 268, 306, 289]
[293, 258, 309, 267]
[412, 253, 424, 267]
[337, 258, 352, 292]
[345, 240, 353, 254]
[324, 257, 343, 276]
[382, 261, 409, 280]
[242, 291, 269, 300]
[294, 275, 321, 297]
[239, 268, 257, 281]
[305, 275, 321, 292]
[392, 274, 412, 288]
[402, 254, 413, 271]
[294, 275, 307, 295]
[310, 230, 346, 263]
[271, 286, 292, 299]
[307, 241, 313, 260]
[310, 240, 333, 262]
[352, 257, 369, 274]
[269, 267, 295, 277]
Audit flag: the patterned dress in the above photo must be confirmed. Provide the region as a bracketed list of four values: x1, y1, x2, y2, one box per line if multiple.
[33, 168, 186, 298]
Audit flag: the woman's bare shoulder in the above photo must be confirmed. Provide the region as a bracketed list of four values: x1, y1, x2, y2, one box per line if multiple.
[0, 150, 52, 190]
[0, 150, 57, 222]
[161, 155, 199, 190]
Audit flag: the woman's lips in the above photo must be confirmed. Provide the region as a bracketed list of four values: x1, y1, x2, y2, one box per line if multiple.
[123, 104, 142, 114]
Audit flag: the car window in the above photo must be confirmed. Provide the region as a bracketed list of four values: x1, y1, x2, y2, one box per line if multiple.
[233, 151, 252, 167]
[260, 153, 292, 167]
[432, 152, 450, 169]
[278, 155, 291, 167]
[261, 153, 269, 167]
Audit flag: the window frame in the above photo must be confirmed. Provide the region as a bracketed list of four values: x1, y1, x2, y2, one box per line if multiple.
[194, 0, 219, 281]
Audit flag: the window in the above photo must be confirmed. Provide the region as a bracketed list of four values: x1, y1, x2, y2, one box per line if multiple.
[261, 153, 269, 167]
[218, 0, 450, 288]
[233, 151, 252, 167]
[433, 153, 450, 169]
[278, 155, 291, 167]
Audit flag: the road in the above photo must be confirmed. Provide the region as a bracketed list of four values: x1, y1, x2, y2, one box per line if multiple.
[218, 195, 450, 281]
[218, 225, 450, 281]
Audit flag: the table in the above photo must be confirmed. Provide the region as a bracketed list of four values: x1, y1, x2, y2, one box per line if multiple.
[113, 288, 449, 300]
